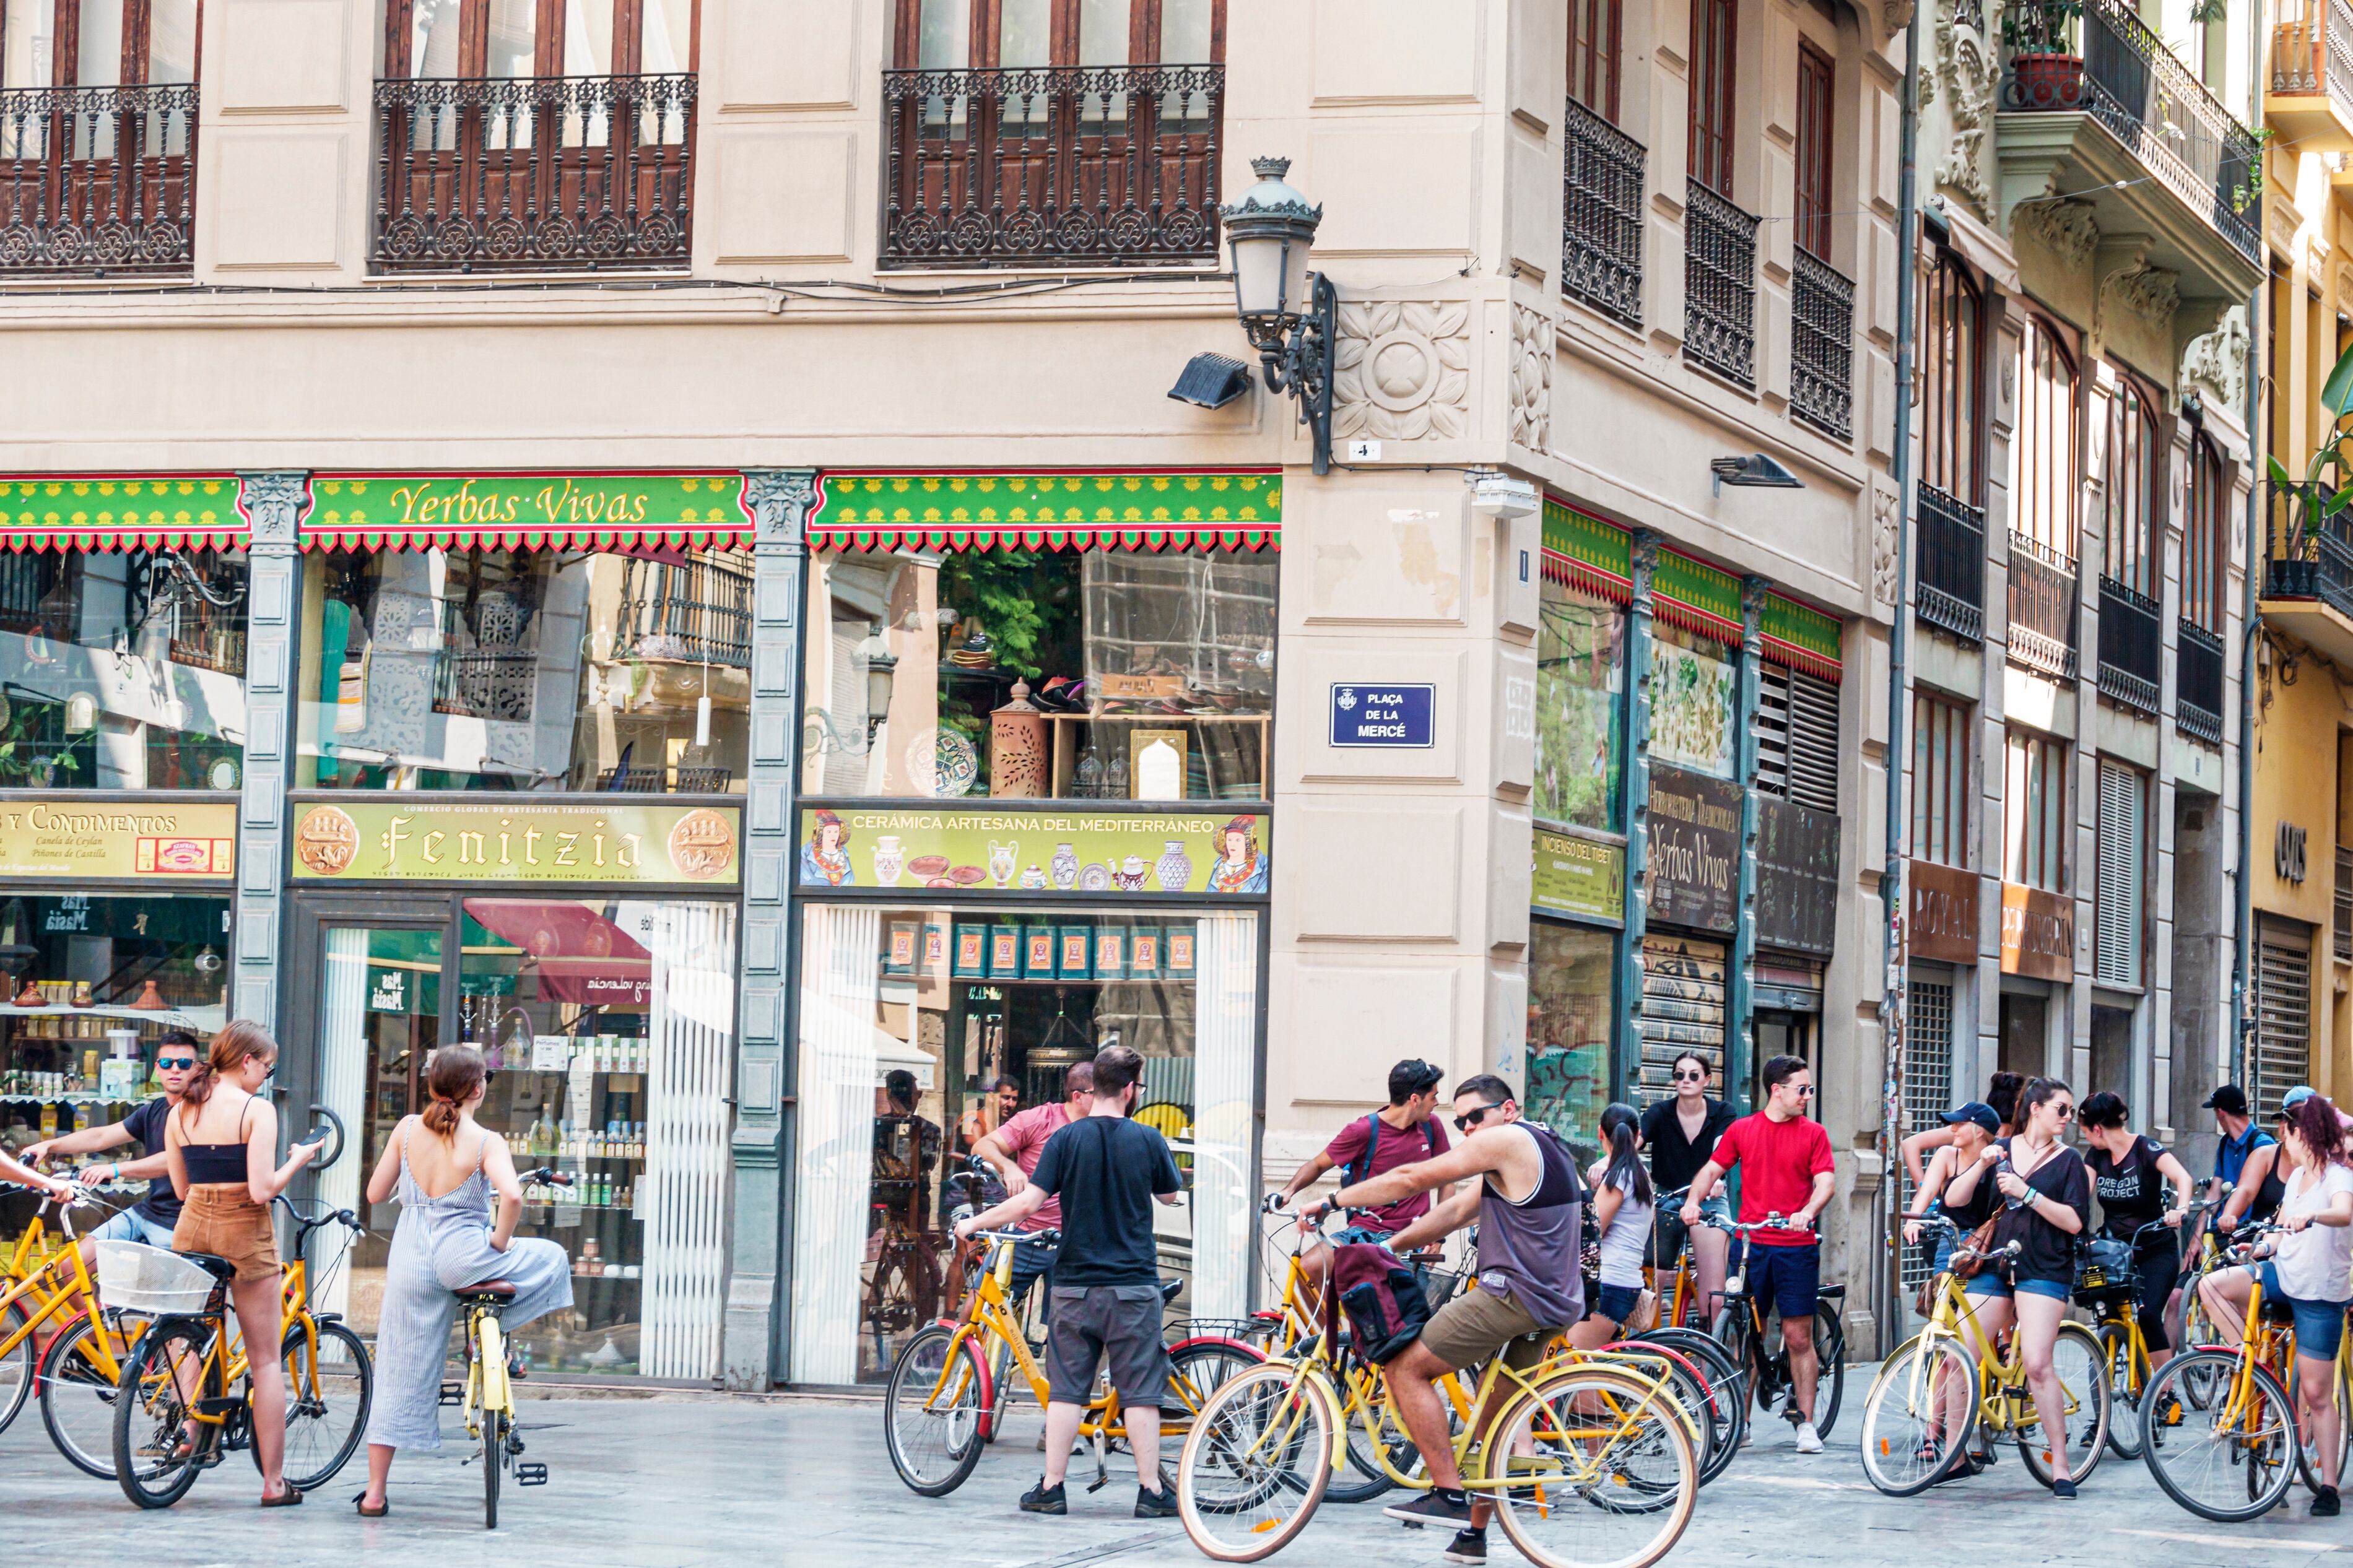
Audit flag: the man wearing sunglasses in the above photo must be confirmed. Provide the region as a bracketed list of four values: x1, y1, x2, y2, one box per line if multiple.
[1679, 1053, 1836, 1454]
[1272, 1059, 1453, 1286]
[24, 1028, 202, 1255]
[1298, 1074, 1585, 1553]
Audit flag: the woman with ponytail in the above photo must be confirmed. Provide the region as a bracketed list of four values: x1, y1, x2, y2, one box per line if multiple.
[1569, 1103, 1656, 1347]
[355, 1044, 570, 1518]
[163, 1021, 328, 1506]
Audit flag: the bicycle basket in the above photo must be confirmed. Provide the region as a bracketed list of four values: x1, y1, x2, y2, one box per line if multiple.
[2071, 1237, 2139, 1303]
[95, 1241, 217, 1315]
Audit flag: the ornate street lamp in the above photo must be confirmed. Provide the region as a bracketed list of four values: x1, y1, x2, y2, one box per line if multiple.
[1220, 157, 1335, 474]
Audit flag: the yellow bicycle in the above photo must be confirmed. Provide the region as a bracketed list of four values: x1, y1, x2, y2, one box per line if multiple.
[455, 1163, 576, 1529]
[0, 1182, 148, 1461]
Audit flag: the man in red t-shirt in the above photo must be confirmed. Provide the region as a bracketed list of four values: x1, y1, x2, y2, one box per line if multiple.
[1680, 1054, 1837, 1453]
[975, 1061, 1095, 1317]
[1275, 1059, 1453, 1283]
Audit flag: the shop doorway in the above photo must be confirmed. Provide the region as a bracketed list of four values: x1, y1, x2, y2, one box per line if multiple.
[1752, 1011, 1818, 1113]
[1999, 992, 2048, 1083]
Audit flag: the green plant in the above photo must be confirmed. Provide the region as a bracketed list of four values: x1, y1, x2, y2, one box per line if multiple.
[934, 551, 1079, 682]
[2267, 339, 2353, 558]
[2000, 0, 2082, 52]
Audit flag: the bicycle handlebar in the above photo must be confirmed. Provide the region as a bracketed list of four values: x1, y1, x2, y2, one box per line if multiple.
[518, 1167, 575, 1189]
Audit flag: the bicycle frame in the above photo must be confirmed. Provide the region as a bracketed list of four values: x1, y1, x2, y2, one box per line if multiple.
[0, 1199, 142, 1388]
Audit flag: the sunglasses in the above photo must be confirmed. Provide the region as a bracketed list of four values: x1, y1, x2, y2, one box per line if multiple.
[1781, 1083, 1817, 1098]
[1453, 1101, 1507, 1133]
[2052, 1103, 2075, 1121]
[1672, 1070, 1707, 1083]
[155, 1057, 199, 1071]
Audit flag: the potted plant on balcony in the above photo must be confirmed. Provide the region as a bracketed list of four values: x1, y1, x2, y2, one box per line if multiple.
[2003, 0, 2085, 108]
[2268, 340, 2353, 598]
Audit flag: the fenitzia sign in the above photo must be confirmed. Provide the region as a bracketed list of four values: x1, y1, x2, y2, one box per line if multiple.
[289, 801, 740, 885]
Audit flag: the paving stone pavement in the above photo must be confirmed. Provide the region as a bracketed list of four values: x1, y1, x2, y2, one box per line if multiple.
[3, 1379, 2346, 1566]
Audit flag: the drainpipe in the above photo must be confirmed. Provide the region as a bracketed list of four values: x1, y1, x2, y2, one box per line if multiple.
[2231, 7, 2263, 1094]
[1878, 0, 1924, 1358]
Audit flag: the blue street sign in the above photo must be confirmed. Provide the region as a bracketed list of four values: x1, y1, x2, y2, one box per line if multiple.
[1329, 683, 1435, 748]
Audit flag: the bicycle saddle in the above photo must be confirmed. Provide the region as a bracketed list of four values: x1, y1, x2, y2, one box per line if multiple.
[181, 1252, 238, 1282]
[1158, 1278, 1183, 1305]
[458, 1278, 519, 1302]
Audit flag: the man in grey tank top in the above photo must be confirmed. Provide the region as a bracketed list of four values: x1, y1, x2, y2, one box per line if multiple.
[1300, 1073, 1584, 1555]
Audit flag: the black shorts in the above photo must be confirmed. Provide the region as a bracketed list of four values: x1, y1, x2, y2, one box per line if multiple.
[1045, 1284, 1173, 1406]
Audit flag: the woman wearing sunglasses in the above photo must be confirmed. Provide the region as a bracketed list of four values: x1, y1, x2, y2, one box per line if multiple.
[1641, 1052, 1735, 1327]
[1940, 1076, 2092, 1497]
[22, 1029, 206, 1257]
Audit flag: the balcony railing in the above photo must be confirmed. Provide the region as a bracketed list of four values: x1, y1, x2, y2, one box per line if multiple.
[0, 83, 196, 275]
[1916, 484, 1988, 642]
[372, 73, 696, 273]
[1790, 246, 1854, 440]
[2006, 532, 2078, 680]
[2177, 620, 2224, 743]
[618, 555, 752, 668]
[1684, 178, 1757, 387]
[2097, 575, 2162, 713]
[2265, 479, 2353, 612]
[2005, 0, 2260, 262]
[1563, 95, 1645, 328]
[881, 63, 1222, 268]
[2273, 0, 2353, 105]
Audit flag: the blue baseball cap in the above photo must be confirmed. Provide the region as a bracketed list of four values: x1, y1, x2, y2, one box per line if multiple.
[2280, 1085, 2316, 1113]
[1942, 1102, 2000, 1135]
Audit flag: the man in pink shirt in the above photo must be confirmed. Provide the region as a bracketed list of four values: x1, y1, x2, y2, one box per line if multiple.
[975, 1060, 1096, 1319]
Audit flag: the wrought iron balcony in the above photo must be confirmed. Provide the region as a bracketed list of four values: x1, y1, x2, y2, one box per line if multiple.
[372, 73, 697, 274]
[1562, 95, 1645, 328]
[2006, 531, 2077, 681]
[618, 554, 752, 668]
[1916, 483, 1987, 643]
[0, 82, 196, 275]
[2267, 479, 2353, 611]
[1683, 179, 1757, 386]
[1790, 246, 1854, 440]
[2177, 620, 2224, 744]
[2096, 575, 2161, 714]
[881, 63, 1222, 268]
[2272, 0, 2353, 154]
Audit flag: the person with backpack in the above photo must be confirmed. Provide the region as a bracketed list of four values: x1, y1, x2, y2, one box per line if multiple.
[1272, 1059, 1452, 1283]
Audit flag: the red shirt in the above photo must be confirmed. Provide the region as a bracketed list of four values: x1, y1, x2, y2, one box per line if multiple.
[997, 1103, 1072, 1231]
[1709, 1111, 1834, 1245]
[1324, 1112, 1452, 1234]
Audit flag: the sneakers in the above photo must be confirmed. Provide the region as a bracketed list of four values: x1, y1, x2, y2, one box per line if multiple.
[2315, 1486, 2342, 1518]
[2051, 1479, 2077, 1500]
[1794, 1421, 1824, 1455]
[1135, 1484, 1179, 1519]
[1019, 1478, 1067, 1515]
[1384, 1489, 1473, 1527]
[1443, 1527, 1487, 1564]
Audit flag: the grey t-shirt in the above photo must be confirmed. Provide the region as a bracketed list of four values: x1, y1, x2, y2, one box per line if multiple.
[1587, 1159, 1653, 1289]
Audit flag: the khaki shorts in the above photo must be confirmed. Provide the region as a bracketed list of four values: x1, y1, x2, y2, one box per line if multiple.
[173, 1187, 280, 1284]
[1416, 1283, 1561, 1374]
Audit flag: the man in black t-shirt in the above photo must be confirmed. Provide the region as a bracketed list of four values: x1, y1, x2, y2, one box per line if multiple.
[955, 1044, 1184, 1520]
[24, 1031, 204, 1255]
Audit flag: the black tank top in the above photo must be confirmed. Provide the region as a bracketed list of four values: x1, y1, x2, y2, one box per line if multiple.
[1936, 1149, 1998, 1232]
[178, 1100, 254, 1186]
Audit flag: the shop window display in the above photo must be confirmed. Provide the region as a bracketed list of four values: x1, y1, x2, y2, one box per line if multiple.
[1533, 579, 1624, 831]
[789, 903, 1259, 1384]
[297, 546, 751, 793]
[314, 898, 736, 1380]
[1647, 623, 1736, 779]
[0, 549, 248, 790]
[0, 892, 232, 1213]
[1525, 922, 1614, 1151]
[802, 548, 1276, 803]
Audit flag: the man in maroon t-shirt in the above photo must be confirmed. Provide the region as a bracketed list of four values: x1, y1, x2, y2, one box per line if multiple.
[975, 1061, 1095, 1318]
[1276, 1059, 1453, 1282]
[1680, 1054, 1836, 1453]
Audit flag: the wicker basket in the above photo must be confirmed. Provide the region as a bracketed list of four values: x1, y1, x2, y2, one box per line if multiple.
[95, 1242, 217, 1316]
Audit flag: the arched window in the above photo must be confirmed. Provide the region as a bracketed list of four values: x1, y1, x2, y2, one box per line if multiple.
[1921, 254, 1981, 507]
[2012, 318, 2078, 559]
[2183, 435, 2227, 633]
[2103, 376, 2160, 599]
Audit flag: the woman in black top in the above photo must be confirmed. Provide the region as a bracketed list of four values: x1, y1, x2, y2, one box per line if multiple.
[1902, 1101, 2000, 1275]
[1641, 1052, 1737, 1327]
[1943, 1077, 2092, 1496]
[2078, 1091, 2193, 1372]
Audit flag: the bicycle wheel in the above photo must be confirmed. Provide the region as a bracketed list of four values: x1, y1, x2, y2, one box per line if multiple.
[1602, 1346, 1720, 1488]
[1809, 1304, 1846, 1437]
[1858, 1334, 1978, 1497]
[0, 1295, 34, 1434]
[2140, 1349, 2297, 1522]
[883, 1323, 989, 1496]
[38, 1312, 127, 1478]
[1175, 1359, 1336, 1562]
[1637, 1328, 1749, 1467]
[482, 1406, 504, 1529]
[276, 1319, 372, 1490]
[111, 1316, 217, 1509]
[1487, 1365, 1697, 1568]
[2099, 1321, 2146, 1460]
[2014, 1322, 2110, 1486]
[1167, 1339, 1267, 1430]
[1705, 1306, 1759, 1420]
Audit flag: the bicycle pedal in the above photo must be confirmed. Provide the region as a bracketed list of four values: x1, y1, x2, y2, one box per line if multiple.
[1399, 1519, 1426, 1531]
[516, 1463, 548, 1486]
[438, 1383, 463, 1406]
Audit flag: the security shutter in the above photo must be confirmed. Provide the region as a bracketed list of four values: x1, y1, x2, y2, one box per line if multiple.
[2094, 761, 2144, 987]
[1637, 933, 1728, 1098]
[1899, 978, 1955, 1296]
[2255, 919, 2312, 1124]
[1757, 661, 1839, 814]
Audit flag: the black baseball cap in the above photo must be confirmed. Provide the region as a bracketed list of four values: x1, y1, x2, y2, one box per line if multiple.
[2202, 1085, 2250, 1115]
[1942, 1102, 2000, 1135]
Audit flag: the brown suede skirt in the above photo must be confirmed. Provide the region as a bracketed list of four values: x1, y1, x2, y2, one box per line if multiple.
[172, 1186, 280, 1283]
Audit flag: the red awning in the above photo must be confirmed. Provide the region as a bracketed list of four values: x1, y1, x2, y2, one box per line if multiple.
[530, 959, 652, 1008]
[463, 899, 651, 962]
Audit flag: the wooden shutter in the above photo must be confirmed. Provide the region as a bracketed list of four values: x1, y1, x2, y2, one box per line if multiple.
[1756, 661, 1838, 813]
[2094, 760, 2144, 987]
[2255, 919, 2311, 1124]
[1794, 41, 1833, 258]
[1754, 661, 1792, 797]
[1898, 977, 1955, 1295]
[1637, 933, 1727, 1098]
[1687, 0, 1735, 190]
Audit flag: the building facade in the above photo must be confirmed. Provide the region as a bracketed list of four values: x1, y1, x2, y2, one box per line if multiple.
[0, 0, 1931, 1382]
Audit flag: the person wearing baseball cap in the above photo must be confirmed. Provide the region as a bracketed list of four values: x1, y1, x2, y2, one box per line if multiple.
[1902, 1102, 2002, 1276]
[2205, 1084, 2286, 1232]
[2281, 1085, 2353, 1132]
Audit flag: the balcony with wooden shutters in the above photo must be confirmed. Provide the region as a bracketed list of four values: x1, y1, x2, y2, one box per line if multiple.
[1563, 93, 1646, 328]
[2271, 0, 2353, 153]
[1684, 179, 1759, 388]
[2095, 574, 2162, 714]
[1916, 484, 1987, 643]
[2006, 532, 2078, 681]
[0, 84, 198, 276]
[2261, 479, 2353, 667]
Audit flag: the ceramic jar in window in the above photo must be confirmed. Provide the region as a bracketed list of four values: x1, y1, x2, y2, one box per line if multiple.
[1155, 840, 1194, 890]
[989, 681, 1048, 798]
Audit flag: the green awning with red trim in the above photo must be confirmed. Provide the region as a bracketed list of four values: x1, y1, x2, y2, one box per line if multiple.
[809, 470, 1281, 552]
[297, 472, 750, 551]
[1540, 496, 1633, 602]
[1762, 592, 1842, 682]
[0, 476, 243, 551]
